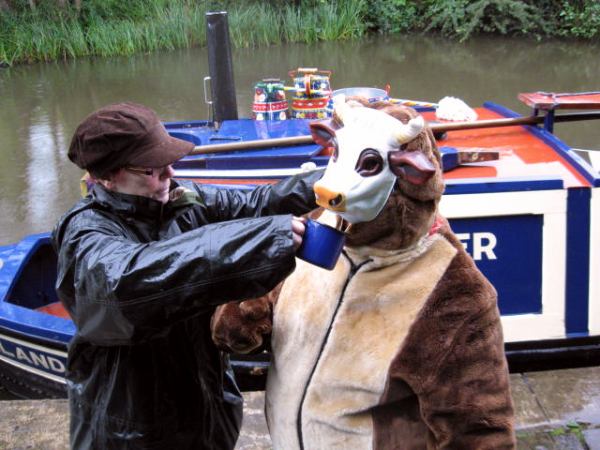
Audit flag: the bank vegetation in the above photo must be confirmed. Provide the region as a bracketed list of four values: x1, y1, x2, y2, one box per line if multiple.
[1, 0, 599, 67]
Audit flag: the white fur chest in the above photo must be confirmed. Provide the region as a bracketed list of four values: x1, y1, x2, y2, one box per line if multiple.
[266, 234, 457, 450]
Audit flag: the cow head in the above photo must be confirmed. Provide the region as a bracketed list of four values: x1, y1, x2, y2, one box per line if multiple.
[311, 99, 445, 249]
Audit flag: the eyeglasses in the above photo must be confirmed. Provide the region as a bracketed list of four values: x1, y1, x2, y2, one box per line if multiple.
[124, 165, 170, 177]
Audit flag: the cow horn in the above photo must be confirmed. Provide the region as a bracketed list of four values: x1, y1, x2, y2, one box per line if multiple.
[392, 115, 425, 145]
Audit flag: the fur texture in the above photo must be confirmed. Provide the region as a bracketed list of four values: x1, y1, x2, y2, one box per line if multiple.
[211, 283, 281, 354]
[211, 102, 516, 449]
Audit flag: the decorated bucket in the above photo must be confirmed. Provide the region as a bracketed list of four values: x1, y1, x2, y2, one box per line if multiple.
[289, 68, 333, 119]
[252, 78, 288, 121]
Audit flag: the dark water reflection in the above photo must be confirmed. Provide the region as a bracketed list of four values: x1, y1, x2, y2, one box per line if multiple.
[1, 34, 599, 243]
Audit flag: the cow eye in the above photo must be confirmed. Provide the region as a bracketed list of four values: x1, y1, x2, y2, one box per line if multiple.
[355, 148, 383, 177]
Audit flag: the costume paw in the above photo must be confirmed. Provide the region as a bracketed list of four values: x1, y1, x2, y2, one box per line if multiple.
[211, 285, 281, 354]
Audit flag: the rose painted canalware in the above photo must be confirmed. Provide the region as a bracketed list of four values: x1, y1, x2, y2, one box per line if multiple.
[288, 68, 333, 120]
[252, 78, 288, 121]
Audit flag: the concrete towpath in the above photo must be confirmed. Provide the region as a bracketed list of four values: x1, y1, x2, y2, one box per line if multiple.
[1, 366, 599, 449]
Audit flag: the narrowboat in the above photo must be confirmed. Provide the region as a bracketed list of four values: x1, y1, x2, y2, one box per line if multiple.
[1, 90, 600, 399]
[169, 91, 600, 376]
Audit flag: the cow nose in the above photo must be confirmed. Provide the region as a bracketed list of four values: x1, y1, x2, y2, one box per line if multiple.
[314, 184, 346, 211]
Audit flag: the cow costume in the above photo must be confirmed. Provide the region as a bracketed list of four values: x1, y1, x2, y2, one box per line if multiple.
[212, 99, 516, 450]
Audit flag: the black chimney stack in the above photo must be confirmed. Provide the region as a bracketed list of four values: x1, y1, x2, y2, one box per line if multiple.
[206, 11, 238, 123]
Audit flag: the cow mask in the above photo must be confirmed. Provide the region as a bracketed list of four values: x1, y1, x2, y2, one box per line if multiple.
[310, 98, 429, 224]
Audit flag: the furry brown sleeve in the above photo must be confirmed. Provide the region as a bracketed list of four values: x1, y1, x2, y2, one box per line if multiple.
[420, 298, 515, 448]
[385, 242, 515, 449]
[210, 283, 282, 354]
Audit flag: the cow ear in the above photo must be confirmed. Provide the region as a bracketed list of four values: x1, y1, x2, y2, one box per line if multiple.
[310, 120, 338, 148]
[388, 150, 436, 185]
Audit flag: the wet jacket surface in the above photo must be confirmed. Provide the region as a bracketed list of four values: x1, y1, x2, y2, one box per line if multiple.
[51, 171, 321, 450]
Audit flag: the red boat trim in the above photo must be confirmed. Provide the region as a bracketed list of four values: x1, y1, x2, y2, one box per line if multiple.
[518, 92, 600, 110]
[37, 302, 70, 319]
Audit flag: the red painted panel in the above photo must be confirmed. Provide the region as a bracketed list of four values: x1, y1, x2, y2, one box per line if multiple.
[37, 302, 70, 319]
[518, 92, 600, 110]
[424, 108, 589, 186]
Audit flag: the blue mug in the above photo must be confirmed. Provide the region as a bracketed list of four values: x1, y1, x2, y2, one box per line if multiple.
[296, 219, 345, 270]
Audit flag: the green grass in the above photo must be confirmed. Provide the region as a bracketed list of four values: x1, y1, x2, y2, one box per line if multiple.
[228, 1, 364, 47]
[0, 0, 364, 66]
[0, 1, 207, 64]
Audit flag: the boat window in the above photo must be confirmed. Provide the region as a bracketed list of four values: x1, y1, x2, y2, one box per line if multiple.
[6, 241, 59, 311]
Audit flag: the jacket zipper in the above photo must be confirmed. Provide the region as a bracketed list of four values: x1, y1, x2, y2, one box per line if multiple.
[296, 252, 372, 450]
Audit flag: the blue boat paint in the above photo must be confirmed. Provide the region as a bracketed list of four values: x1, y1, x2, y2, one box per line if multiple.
[565, 187, 591, 336]
[0, 234, 71, 394]
[445, 176, 563, 195]
[483, 101, 520, 119]
[449, 215, 543, 316]
[0, 234, 74, 344]
[164, 120, 214, 146]
[439, 147, 460, 172]
[534, 129, 600, 187]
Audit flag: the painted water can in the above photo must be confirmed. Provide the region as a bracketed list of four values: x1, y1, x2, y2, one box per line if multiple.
[289, 68, 333, 119]
[252, 78, 288, 121]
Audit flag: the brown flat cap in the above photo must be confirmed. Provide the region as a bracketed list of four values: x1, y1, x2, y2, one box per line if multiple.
[68, 102, 194, 177]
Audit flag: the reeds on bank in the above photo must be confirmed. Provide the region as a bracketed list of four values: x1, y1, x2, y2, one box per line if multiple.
[1, 0, 598, 67]
[0, 0, 365, 66]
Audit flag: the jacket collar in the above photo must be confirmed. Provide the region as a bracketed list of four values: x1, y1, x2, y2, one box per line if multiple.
[91, 183, 167, 219]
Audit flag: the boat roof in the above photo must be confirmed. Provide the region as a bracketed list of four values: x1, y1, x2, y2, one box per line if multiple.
[170, 102, 598, 190]
[425, 104, 594, 188]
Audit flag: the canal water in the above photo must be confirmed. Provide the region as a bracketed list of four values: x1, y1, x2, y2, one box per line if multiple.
[1, 34, 599, 244]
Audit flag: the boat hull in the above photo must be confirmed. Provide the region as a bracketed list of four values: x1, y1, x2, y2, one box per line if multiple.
[2, 101, 600, 398]
[0, 327, 67, 399]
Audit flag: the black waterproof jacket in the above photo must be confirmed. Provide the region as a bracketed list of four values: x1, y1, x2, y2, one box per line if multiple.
[51, 170, 321, 449]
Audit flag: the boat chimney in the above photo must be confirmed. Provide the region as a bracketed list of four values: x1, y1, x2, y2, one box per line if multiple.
[206, 11, 238, 124]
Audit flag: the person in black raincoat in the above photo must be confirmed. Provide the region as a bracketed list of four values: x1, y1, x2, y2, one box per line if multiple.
[52, 102, 321, 449]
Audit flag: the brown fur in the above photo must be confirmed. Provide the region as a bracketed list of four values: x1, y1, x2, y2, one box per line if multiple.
[371, 226, 515, 448]
[210, 103, 515, 449]
[211, 283, 281, 354]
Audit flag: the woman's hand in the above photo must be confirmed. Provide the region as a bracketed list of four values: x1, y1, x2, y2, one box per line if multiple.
[291, 216, 306, 250]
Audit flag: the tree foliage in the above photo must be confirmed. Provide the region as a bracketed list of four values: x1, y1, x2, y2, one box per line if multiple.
[423, 0, 545, 40]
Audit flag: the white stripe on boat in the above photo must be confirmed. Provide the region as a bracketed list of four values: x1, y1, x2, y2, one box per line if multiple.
[0, 332, 67, 385]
